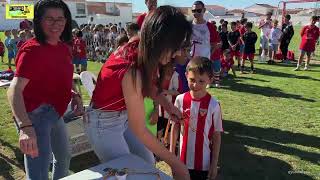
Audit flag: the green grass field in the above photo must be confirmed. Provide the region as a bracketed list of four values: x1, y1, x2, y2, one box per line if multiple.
[0, 27, 320, 180]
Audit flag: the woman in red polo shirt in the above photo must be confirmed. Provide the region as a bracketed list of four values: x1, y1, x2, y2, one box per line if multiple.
[87, 6, 192, 180]
[7, 0, 83, 179]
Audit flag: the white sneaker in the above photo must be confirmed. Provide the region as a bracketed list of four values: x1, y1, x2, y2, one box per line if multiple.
[215, 83, 220, 88]
[304, 66, 309, 71]
[293, 66, 300, 71]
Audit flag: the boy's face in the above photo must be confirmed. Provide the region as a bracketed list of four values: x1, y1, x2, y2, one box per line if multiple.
[231, 24, 236, 31]
[222, 26, 227, 32]
[5, 31, 11, 37]
[186, 71, 211, 93]
[311, 18, 317, 25]
[12, 29, 18, 36]
[274, 22, 278, 28]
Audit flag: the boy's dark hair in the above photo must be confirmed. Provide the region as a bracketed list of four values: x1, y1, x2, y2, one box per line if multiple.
[223, 49, 231, 55]
[186, 56, 213, 78]
[245, 22, 253, 28]
[223, 21, 228, 25]
[311, 15, 319, 21]
[128, 23, 140, 32]
[219, 19, 224, 24]
[231, 21, 237, 26]
[193, 1, 205, 7]
[285, 14, 291, 20]
[116, 34, 129, 48]
[76, 30, 83, 38]
[240, 18, 247, 25]
[33, 0, 72, 44]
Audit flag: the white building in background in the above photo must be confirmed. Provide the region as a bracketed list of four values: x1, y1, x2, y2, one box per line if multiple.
[0, 0, 133, 30]
[244, 3, 277, 16]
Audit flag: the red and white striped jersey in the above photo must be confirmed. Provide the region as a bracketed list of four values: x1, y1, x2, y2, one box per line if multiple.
[175, 92, 223, 171]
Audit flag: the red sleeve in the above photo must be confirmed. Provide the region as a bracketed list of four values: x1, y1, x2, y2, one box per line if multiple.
[137, 13, 146, 28]
[15, 49, 38, 79]
[207, 22, 219, 44]
[300, 26, 307, 37]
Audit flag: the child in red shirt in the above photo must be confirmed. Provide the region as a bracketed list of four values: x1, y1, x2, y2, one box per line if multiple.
[221, 49, 236, 77]
[295, 16, 319, 71]
[0, 38, 4, 63]
[73, 30, 87, 73]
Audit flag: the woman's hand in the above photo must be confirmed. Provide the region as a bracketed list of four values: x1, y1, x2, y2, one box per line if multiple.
[19, 126, 39, 158]
[208, 164, 218, 180]
[71, 95, 84, 116]
[169, 105, 183, 123]
[171, 160, 190, 180]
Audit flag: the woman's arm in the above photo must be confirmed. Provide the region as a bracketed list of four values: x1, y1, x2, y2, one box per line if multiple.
[7, 77, 38, 158]
[122, 70, 189, 180]
[170, 122, 180, 153]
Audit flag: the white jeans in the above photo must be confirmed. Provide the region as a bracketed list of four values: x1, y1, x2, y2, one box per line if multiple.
[85, 107, 155, 164]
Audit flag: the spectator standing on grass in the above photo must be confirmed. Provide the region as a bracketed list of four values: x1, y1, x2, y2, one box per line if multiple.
[279, 14, 294, 63]
[137, 0, 157, 28]
[268, 20, 282, 64]
[170, 57, 223, 180]
[190, 1, 220, 87]
[242, 22, 258, 73]
[219, 24, 230, 52]
[7, 0, 83, 179]
[87, 6, 192, 180]
[228, 21, 241, 68]
[238, 18, 247, 60]
[73, 30, 87, 73]
[294, 16, 319, 71]
[258, 11, 273, 62]
[4, 30, 14, 69]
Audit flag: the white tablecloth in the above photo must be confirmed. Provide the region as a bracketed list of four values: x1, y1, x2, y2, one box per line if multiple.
[61, 154, 173, 180]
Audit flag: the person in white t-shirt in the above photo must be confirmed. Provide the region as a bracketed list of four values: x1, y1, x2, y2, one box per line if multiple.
[190, 1, 217, 59]
[258, 11, 273, 62]
[268, 20, 282, 64]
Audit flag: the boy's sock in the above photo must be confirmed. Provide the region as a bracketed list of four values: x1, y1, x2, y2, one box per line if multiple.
[251, 65, 255, 73]
[240, 65, 245, 73]
[294, 63, 300, 71]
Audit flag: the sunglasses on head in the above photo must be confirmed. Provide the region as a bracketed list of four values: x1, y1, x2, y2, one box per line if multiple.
[192, 9, 203, 13]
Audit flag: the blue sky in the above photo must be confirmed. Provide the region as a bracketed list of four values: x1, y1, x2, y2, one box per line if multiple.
[104, 0, 318, 12]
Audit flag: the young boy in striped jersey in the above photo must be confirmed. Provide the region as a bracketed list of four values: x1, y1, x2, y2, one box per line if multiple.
[170, 56, 223, 180]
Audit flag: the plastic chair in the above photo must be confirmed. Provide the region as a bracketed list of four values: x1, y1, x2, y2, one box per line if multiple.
[80, 71, 97, 98]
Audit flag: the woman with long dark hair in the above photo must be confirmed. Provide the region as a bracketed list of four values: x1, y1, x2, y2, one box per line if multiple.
[87, 6, 192, 180]
[7, 0, 83, 179]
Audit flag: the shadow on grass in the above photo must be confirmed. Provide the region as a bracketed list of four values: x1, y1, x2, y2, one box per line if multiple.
[220, 78, 316, 102]
[0, 139, 24, 180]
[220, 120, 319, 180]
[254, 67, 320, 82]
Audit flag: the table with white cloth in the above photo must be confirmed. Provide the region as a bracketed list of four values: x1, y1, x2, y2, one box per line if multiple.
[61, 154, 173, 180]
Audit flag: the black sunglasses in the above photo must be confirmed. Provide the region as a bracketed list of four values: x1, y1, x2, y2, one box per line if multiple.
[192, 9, 203, 13]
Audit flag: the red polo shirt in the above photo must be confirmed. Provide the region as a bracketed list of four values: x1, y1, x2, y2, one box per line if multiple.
[15, 38, 74, 116]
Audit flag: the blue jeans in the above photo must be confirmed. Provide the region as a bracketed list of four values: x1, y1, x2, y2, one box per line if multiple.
[85, 108, 155, 164]
[22, 104, 71, 180]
